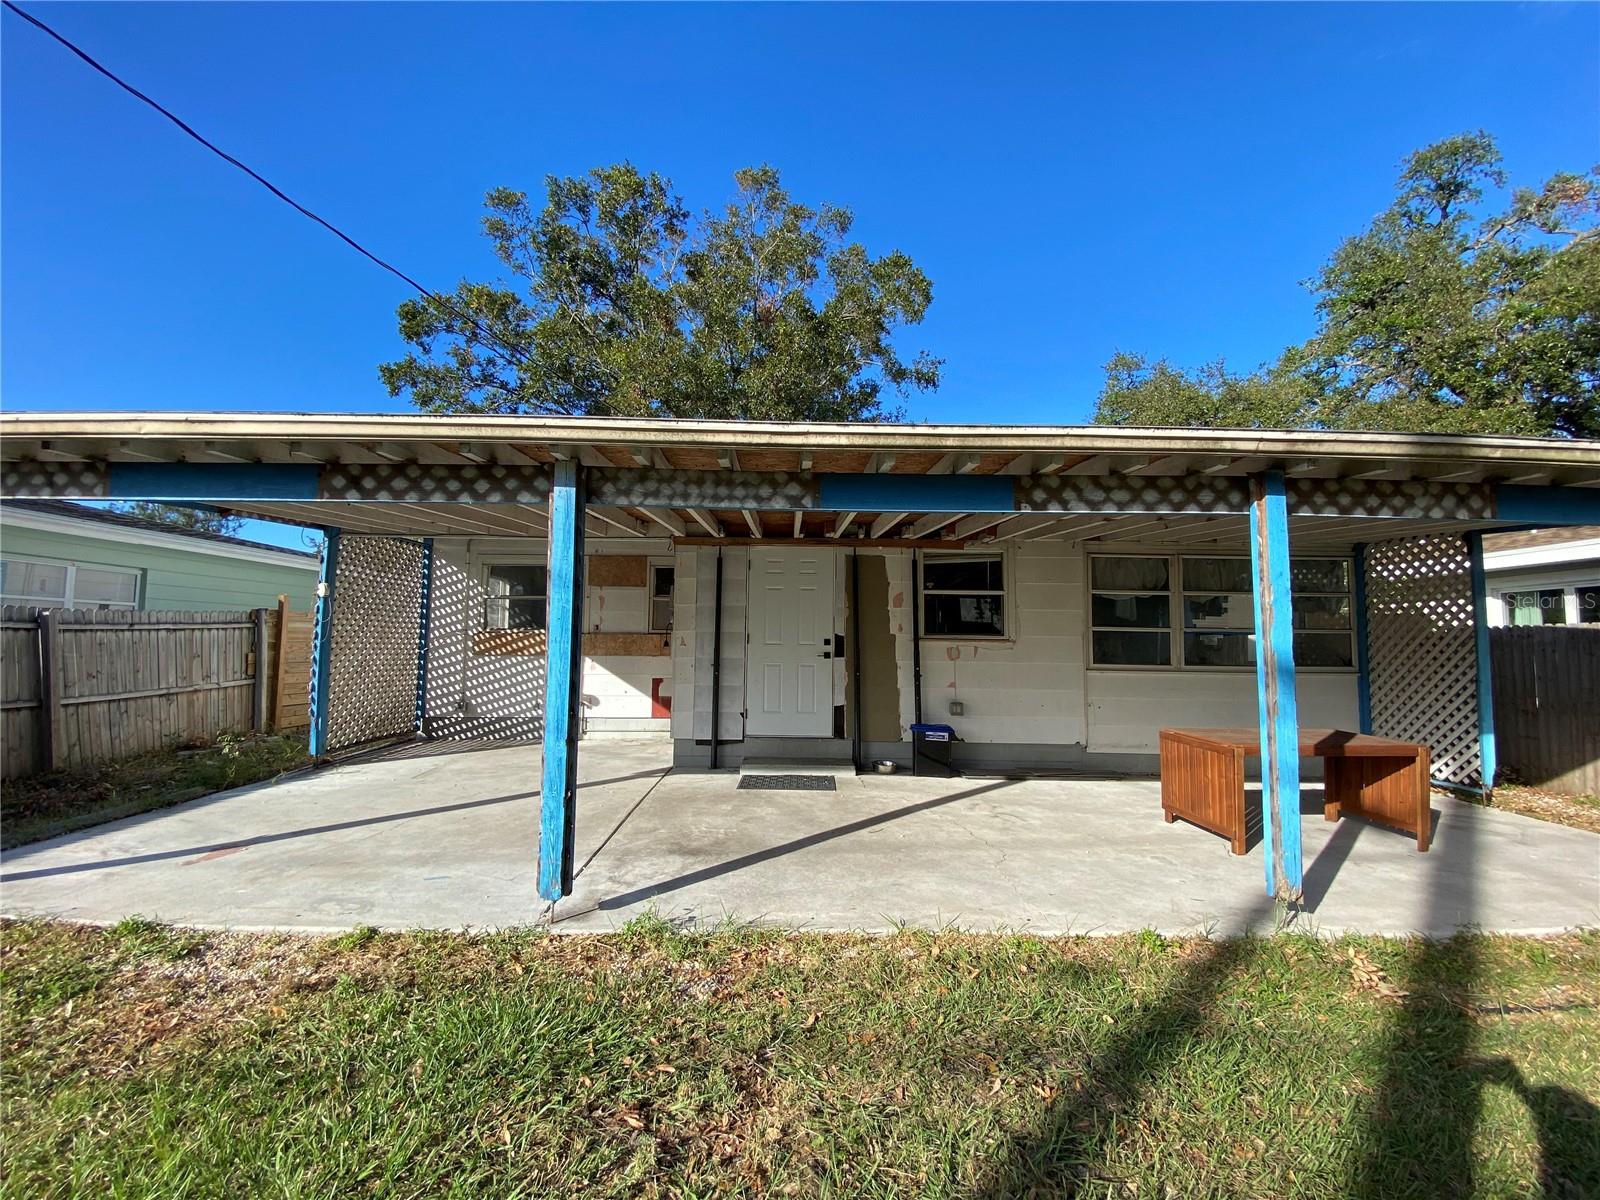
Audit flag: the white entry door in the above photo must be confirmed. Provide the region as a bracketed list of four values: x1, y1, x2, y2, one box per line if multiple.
[746, 547, 835, 737]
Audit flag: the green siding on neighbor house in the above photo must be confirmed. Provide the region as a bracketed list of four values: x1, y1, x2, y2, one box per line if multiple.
[0, 525, 319, 612]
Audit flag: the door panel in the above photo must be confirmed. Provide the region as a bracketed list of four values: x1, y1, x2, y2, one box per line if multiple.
[746, 548, 835, 736]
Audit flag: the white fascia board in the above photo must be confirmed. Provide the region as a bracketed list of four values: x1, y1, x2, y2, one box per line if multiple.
[1482, 539, 1600, 573]
[0, 507, 319, 571]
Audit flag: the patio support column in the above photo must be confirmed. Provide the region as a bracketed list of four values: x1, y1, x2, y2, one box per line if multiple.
[308, 526, 341, 757]
[539, 460, 586, 902]
[1352, 544, 1372, 734]
[1248, 470, 1302, 902]
[1466, 532, 1497, 794]
[414, 537, 434, 736]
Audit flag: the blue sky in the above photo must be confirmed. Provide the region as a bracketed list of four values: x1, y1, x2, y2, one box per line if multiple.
[3, 3, 1597, 545]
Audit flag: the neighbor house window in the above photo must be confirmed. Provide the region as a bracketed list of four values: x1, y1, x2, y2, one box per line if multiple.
[1503, 589, 1565, 626]
[1090, 554, 1354, 670]
[648, 564, 675, 633]
[922, 553, 1006, 638]
[0, 556, 139, 611]
[1578, 586, 1600, 624]
[483, 563, 547, 630]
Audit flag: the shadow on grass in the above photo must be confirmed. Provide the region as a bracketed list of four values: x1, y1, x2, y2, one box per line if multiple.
[1345, 794, 1599, 1199]
[976, 893, 1277, 1197]
[979, 796, 1598, 1197]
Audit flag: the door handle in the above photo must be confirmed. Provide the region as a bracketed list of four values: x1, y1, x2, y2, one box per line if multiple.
[817, 651, 832, 659]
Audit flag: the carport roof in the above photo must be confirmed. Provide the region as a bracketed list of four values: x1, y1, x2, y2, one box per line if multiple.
[2, 412, 1597, 547]
[3, 410, 1600, 482]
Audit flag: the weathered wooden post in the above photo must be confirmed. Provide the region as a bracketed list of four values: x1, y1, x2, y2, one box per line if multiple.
[36, 607, 63, 772]
[271, 594, 290, 732]
[539, 461, 585, 902]
[1249, 470, 1302, 901]
[251, 607, 269, 732]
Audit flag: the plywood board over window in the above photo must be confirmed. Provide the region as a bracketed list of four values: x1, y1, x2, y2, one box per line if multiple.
[474, 629, 670, 657]
[588, 556, 648, 588]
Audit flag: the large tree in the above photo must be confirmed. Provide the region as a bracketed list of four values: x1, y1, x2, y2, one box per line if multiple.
[380, 164, 940, 421]
[1095, 133, 1600, 437]
[113, 503, 242, 536]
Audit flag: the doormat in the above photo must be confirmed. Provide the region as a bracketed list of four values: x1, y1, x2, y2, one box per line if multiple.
[737, 774, 837, 792]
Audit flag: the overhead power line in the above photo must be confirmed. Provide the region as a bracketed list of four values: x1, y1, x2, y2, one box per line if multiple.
[2, 0, 532, 374]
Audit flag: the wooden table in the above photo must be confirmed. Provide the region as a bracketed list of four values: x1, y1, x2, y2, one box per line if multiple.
[1159, 728, 1432, 854]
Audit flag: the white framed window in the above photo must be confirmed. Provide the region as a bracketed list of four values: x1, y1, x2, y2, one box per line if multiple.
[1089, 553, 1355, 670]
[1089, 555, 1172, 666]
[648, 561, 675, 633]
[1502, 586, 1593, 626]
[0, 556, 140, 610]
[482, 562, 547, 630]
[921, 552, 1007, 639]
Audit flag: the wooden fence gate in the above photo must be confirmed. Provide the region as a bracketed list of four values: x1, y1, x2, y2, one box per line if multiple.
[0, 598, 313, 780]
[1490, 626, 1600, 796]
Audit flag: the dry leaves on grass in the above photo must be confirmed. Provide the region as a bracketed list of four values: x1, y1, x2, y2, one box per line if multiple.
[1486, 786, 1600, 835]
[1347, 949, 1408, 1003]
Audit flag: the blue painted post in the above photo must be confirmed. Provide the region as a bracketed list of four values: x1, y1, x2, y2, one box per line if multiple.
[1248, 471, 1303, 901]
[308, 527, 342, 757]
[539, 461, 586, 902]
[1352, 544, 1373, 735]
[1467, 532, 1498, 794]
[414, 537, 434, 736]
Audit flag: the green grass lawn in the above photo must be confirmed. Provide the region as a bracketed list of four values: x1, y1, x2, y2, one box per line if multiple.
[0, 732, 310, 849]
[2, 918, 1596, 1199]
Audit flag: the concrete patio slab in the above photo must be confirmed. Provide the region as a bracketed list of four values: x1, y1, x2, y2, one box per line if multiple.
[2, 740, 1596, 936]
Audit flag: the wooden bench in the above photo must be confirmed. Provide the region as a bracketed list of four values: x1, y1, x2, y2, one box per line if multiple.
[1158, 728, 1432, 854]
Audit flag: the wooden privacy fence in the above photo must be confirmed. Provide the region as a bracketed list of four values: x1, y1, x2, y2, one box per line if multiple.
[265, 596, 314, 734]
[0, 598, 313, 780]
[1490, 626, 1600, 797]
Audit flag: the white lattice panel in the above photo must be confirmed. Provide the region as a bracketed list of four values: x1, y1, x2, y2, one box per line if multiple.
[1363, 534, 1482, 787]
[326, 536, 426, 752]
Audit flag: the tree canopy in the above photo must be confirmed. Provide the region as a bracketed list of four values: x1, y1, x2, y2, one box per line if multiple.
[1094, 133, 1600, 438]
[113, 503, 242, 536]
[380, 164, 940, 422]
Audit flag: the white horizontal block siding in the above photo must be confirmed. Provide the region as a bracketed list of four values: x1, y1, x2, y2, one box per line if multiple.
[1086, 671, 1359, 754]
[916, 542, 1087, 746]
[588, 585, 647, 632]
[424, 539, 544, 740]
[581, 655, 671, 732]
[423, 536, 674, 741]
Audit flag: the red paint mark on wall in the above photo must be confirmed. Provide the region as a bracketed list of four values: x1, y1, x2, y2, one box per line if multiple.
[891, 591, 904, 608]
[651, 678, 671, 718]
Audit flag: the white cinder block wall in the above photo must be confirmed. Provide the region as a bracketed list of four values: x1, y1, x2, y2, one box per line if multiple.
[671, 540, 1359, 761]
[1084, 674, 1358, 754]
[423, 536, 675, 740]
[914, 542, 1088, 746]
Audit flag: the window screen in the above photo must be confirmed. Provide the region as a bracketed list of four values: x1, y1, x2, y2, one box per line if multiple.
[484, 563, 547, 630]
[922, 554, 1005, 637]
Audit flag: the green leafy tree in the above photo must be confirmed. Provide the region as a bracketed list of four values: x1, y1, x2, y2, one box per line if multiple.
[113, 503, 242, 536]
[1093, 350, 1315, 429]
[380, 164, 940, 421]
[1096, 133, 1600, 437]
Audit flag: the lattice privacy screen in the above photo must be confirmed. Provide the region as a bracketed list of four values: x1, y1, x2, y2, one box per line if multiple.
[1363, 533, 1483, 787]
[325, 536, 426, 752]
